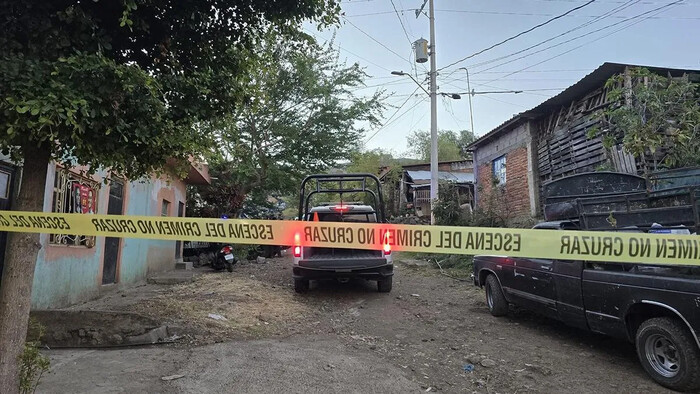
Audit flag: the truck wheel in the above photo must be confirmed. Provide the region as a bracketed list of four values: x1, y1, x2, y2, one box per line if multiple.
[294, 278, 309, 293]
[377, 277, 393, 293]
[635, 317, 700, 392]
[484, 274, 508, 317]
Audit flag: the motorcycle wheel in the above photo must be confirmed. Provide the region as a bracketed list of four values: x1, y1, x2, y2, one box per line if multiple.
[225, 262, 234, 272]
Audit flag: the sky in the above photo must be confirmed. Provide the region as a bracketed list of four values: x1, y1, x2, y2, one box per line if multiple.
[305, 0, 700, 157]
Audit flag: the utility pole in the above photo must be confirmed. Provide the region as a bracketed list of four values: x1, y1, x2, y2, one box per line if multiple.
[428, 0, 438, 225]
[460, 67, 475, 137]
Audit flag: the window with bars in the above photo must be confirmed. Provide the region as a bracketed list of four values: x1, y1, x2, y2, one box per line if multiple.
[50, 168, 99, 247]
[492, 155, 507, 186]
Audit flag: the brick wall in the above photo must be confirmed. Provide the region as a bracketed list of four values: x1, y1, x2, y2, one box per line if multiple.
[476, 146, 531, 218]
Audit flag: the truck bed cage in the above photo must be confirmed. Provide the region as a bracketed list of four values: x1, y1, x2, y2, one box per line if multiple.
[576, 186, 699, 232]
[298, 173, 387, 222]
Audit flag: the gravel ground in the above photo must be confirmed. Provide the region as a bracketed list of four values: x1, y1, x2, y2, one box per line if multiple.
[37, 254, 671, 393]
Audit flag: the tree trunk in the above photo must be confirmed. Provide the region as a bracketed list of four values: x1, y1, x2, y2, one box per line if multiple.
[0, 143, 50, 393]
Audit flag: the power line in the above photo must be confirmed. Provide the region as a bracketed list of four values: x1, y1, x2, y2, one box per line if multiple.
[344, 8, 698, 18]
[431, 7, 700, 19]
[351, 79, 417, 90]
[388, 109, 429, 151]
[343, 11, 398, 17]
[456, 0, 641, 73]
[342, 17, 411, 64]
[483, 0, 685, 84]
[481, 95, 530, 109]
[531, 0, 689, 3]
[439, 0, 678, 81]
[437, 0, 599, 72]
[302, 28, 392, 72]
[365, 86, 422, 143]
[458, 68, 593, 74]
[366, 97, 428, 143]
[390, 0, 413, 44]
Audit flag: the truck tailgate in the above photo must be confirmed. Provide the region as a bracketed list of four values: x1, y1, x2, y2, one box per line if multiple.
[300, 247, 387, 270]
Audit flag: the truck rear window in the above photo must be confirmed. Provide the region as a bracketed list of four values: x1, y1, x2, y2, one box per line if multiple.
[317, 213, 377, 223]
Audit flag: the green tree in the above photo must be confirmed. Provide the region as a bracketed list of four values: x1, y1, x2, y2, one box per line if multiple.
[0, 1, 339, 390]
[406, 129, 475, 162]
[347, 148, 396, 175]
[595, 67, 700, 171]
[189, 36, 385, 219]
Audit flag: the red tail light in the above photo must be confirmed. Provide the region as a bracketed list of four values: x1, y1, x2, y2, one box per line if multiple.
[383, 230, 391, 255]
[221, 246, 232, 254]
[293, 233, 302, 257]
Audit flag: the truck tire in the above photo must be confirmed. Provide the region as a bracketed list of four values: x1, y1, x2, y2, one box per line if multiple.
[294, 278, 309, 293]
[377, 277, 393, 293]
[635, 317, 700, 392]
[485, 274, 508, 317]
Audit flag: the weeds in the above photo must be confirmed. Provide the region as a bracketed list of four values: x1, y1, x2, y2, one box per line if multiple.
[19, 318, 50, 394]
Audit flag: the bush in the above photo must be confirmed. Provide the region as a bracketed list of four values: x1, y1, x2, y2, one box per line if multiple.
[433, 182, 536, 228]
[20, 319, 50, 394]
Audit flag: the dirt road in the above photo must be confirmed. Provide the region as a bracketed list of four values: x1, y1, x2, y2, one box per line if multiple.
[37, 255, 670, 393]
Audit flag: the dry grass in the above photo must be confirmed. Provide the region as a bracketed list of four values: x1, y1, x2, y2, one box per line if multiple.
[125, 273, 312, 341]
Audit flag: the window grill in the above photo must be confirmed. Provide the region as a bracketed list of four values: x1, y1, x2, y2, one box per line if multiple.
[50, 168, 99, 247]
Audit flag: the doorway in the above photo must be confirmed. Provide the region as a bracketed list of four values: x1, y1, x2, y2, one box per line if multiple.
[102, 180, 124, 285]
[0, 163, 16, 284]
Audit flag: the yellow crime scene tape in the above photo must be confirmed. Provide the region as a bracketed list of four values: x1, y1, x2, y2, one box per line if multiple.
[0, 210, 699, 266]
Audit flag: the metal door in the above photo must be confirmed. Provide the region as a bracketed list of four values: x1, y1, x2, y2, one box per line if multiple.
[510, 257, 558, 319]
[552, 260, 588, 329]
[102, 180, 124, 284]
[0, 164, 16, 284]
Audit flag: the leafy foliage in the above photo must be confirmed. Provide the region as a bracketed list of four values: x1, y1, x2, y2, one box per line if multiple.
[19, 319, 49, 394]
[433, 182, 533, 228]
[406, 129, 475, 162]
[0, 0, 340, 177]
[0, 1, 342, 389]
[346, 149, 396, 175]
[189, 35, 386, 217]
[598, 67, 700, 170]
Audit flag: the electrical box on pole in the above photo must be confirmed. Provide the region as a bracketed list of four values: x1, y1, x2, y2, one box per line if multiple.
[413, 38, 428, 63]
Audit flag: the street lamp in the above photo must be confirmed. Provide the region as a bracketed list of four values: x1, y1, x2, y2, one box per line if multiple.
[390, 71, 430, 96]
[440, 93, 461, 100]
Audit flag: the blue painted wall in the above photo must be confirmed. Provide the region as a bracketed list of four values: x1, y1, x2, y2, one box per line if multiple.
[30, 165, 187, 309]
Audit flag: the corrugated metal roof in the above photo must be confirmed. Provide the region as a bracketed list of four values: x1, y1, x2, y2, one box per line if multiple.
[466, 62, 700, 150]
[406, 170, 474, 184]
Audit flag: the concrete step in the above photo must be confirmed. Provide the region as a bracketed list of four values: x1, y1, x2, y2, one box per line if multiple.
[175, 261, 193, 270]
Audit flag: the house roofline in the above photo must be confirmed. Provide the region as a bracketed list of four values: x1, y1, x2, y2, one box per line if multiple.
[401, 159, 473, 169]
[466, 62, 700, 151]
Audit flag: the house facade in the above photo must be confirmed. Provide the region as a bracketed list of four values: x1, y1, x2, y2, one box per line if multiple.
[468, 62, 700, 220]
[381, 159, 474, 218]
[0, 156, 210, 309]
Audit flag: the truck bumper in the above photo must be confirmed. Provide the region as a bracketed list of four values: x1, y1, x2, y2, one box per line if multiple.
[293, 263, 393, 281]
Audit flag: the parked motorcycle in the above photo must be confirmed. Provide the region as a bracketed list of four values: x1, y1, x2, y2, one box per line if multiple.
[212, 244, 237, 272]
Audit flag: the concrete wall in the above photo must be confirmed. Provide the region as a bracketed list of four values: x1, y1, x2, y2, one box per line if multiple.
[474, 122, 535, 218]
[31, 165, 187, 309]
